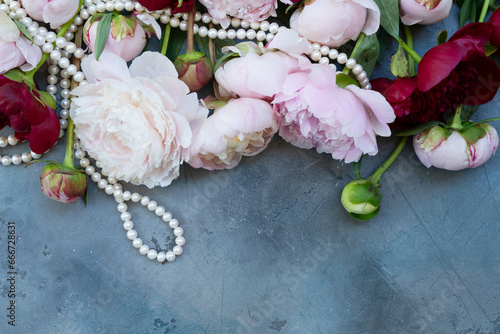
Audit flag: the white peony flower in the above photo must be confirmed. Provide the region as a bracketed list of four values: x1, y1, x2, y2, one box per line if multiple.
[70, 51, 208, 188]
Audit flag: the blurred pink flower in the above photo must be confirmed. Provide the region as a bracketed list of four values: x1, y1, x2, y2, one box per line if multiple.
[273, 64, 395, 163]
[0, 11, 41, 74]
[198, 0, 278, 28]
[289, 0, 380, 47]
[413, 124, 499, 170]
[22, 0, 79, 29]
[70, 52, 208, 188]
[400, 0, 452, 25]
[188, 98, 278, 170]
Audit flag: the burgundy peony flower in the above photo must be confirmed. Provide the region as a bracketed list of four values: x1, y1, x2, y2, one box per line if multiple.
[373, 22, 500, 129]
[0, 75, 60, 154]
[137, 0, 194, 13]
[488, 7, 500, 47]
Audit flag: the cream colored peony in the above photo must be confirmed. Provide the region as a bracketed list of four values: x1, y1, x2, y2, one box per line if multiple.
[70, 51, 208, 188]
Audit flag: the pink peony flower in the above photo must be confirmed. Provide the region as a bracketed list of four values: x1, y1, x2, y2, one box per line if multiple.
[84, 13, 161, 62]
[413, 124, 499, 170]
[400, 0, 452, 25]
[215, 34, 311, 101]
[188, 98, 279, 170]
[272, 64, 395, 163]
[22, 0, 80, 29]
[198, 0, 278, 28]
[289, 0, 380, 48]
[0, 11, 42, 74]
[70, 52, 208, 188]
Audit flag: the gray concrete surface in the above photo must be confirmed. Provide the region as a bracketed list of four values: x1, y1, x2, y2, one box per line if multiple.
[1, 6, 500, 334]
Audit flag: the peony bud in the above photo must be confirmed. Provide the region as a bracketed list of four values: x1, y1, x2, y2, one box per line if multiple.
[413, 124, 499, 171]
[174, 51, 213, 92]
[341, 179, 382, 220]
[40, 162, 88, 204]
[399, 0, 452, 25]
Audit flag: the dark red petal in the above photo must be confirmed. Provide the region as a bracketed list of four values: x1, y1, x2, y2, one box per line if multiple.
[8, 113, 30, 132]
[461, 55, 500, 105]
[417, 43, 464, 92]
[14, 131, 30, 142]
[383, 77, 418, 103]
[449, 22, 493, 47]
[488, 7, 500, 46]
[0, 112, 8, 130]
[28, 106, 60, 154]
[370, 78, 392, 95]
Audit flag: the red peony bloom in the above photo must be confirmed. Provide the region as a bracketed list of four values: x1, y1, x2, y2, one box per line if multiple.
[136, 0, 194, 13]
[488, 7, 500, 46]
[373, 22, 500, 129]
[0, 75, 60, 154]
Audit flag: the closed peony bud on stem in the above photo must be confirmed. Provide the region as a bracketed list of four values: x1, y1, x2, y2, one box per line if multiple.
[341, 136, 409, 220]
[40, 161, 88, 204]
[173, 6, 213, 92]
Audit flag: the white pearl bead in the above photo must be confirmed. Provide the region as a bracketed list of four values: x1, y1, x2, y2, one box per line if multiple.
[21, 17, 32, 27]
[105, 185, 115, 195]
[173, 227, 184, 237]
[91, 172, 101, 182]
[55, 37, 67, 48]
[260, 21, 270, 31]
[58, 58, 70, 68]
[120, 212, 132, 222]
[124, 1, 134, 11]
[59, 119, 68, 129]
[117, 203, 128, 213]
[207, 28, 217, 39]
[97, 179, 108, 189]
[65, 42, 76, 54]
[217, 29, 227, 40]
[73, 17, 83, 26]
[105, 1, 114, 11]
[11, 155, 21, 165]
[127, 230, 137, 240]
[107, 176, 117, 184]
[85, 166, 95, 175]
[113, 189, 123, 199]
[365, 83, 372, 90]
[319, 57, 329, 65]
[175, 236, 186, 246]
[195, 11, 201, 21]
[74, 48, 85, 59]
[226, 29, 236, 39]
[269, 22, 279, 34]
[79, 158, 90, 168]
[346, 58, 357, 69]
[140, 196, 150, 206]
[169, 17, 179, 28]
[61, 99, 70, 110]
[155, 206, 165, 216]
[202, 13, 212, 24]
[31, 151, 42, 159]
[123, 221, 134, 230]
[157, 251, 166, 263]
[33, 35, 46, 46]
[198, 26, 208, 37]
[61, 89, 71, 99]
[7, 135, 18, 146]
[75, 149, 85, 159]
[320, 46, 330, 56]
[2, 156, 11, 166]
[122, 191, 132, 201]
[328, 49, 339, 60]
[246, 29, 256, 40]
[166, 251, 176, 262]
[162, 212, 172, 222]
[240, 20, 250, 29]
[168, 219, 179, 229]
[46, 85, 57, 95]
[357, 71, 368, 81]
[147, 201, 158, 211]
[42, 43, 54, 53]
[139, 244, 149, 255]
[179, 20, 188, 31]
[0, 137, 7, 147]
[236, 29, 246, 40]
[337, 53, 348, 64]
[173, 245, 183, 256]
[160, 14, 170, 24]
[310, 50, 321, 61]
[27, 26, 38, 36]
[256, 31, 267, 41]
[147, 249, 157, 260]
[360, 78, 370, 87]
[21, 152, 32, 163]
[79, 9, 89, 20]
[132, 238, 143, 248]
[131, 193, 141, 202]
[352, 64, 363, 75]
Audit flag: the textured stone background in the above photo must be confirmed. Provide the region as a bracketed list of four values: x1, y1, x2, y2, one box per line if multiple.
[1, 5, 500, 334]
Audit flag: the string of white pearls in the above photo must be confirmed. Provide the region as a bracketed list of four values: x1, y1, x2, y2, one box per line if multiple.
[0, 133, 42, 166]
[74, 140, 185, 263]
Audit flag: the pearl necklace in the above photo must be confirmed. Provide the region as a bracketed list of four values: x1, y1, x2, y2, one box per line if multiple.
[1, 0, 372, 263]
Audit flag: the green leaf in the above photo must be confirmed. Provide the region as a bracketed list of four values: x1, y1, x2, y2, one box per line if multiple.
[372, 0, 399, 38]
[470, 0, 477, 22]
[460, 126, 486, 144]
[461, 104, 479, 121]
[38, 91, 57, 110]
[353, 158, 362, 180]
[351, 33, 380, 78]
[214, 52, 238, 71]
[437, 30, 448, 45]
[484, 42, 498, 57]
[390, 45, 410, 77]
[195, 34, 210, 56]
[94, 13, 113, 60]
[476, 116, 500, 124]
[336, 73, 360, 88]
[14, 20, 33, 43]
[3, 69, 24, 83]
[460, 0, 473, 26]
[395, 121, 442, 136]
[377, 28, 387, 64]
[166, 27, 186, 62]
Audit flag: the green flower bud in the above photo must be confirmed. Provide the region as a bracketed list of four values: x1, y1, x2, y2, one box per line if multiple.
[341, 179, 382, 220]
[174, 51, 213, 92]
[40, 162, 88, 204]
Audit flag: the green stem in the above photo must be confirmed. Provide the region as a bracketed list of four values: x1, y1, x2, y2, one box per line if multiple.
[395, 36, 422, 65]
[342, 33, 366, 75]
[63, 118, 75, 168]
[160, 23, 171, 56]
[451, 105, 463, 129]
[479, 0, 490, 22]
[185, 6, 196, 54]
[369, 136, 409, 184]
[404, 25, 416, 76]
